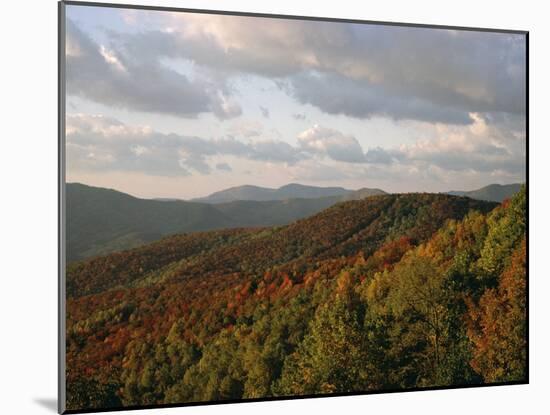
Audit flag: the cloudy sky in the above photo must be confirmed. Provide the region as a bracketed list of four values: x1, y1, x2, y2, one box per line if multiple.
[65, 4, 526, 199]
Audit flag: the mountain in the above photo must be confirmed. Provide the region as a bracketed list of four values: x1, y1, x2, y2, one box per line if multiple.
[67, 192, 497, 298]
[340, 187, 388, 200]
[448, 183, 523, 202]
[213, 188, 388, 227]
[65, 191, 527, 411]
[193, 183, 385, 203]
[152, 198, 182, 202]
[66, 183, 233, 262]
[66, 183, 387, 262]
[215, 197, 340, 227]
[65, 182, 524, 262]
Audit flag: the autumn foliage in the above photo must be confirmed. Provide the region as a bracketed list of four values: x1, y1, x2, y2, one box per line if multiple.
[65, 191, 526, 411]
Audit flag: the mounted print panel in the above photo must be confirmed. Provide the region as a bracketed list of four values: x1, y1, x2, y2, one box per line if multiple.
[59, 1, 528, 413]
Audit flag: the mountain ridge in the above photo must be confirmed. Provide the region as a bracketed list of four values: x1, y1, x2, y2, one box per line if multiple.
[448, 183, 523, 202]
[66, 183, 385, 262]
[66, 181, 523, 262]
[192, 182, 386, 203]
[67, 192, 498, 297]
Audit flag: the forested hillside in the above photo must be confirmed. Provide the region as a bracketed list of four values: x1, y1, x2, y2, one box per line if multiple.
[67, 183, 521, 262]
[66, 183, 383, 262]
[65, 190, 526, 411]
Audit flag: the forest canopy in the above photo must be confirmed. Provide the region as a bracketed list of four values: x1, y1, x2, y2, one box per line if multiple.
[65, 190, 526, 411]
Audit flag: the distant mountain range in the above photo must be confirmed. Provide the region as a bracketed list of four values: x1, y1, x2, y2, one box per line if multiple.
[192, 183, 385, 203]
[448, 183, 523, 203]
[66, 183, 385, 262]
[194, 182, 522, 204]
[66, 182, 522, 262]
[67, 183, 228, 262]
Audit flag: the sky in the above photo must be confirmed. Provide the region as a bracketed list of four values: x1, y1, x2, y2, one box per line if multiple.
[64, 4, 527, 200]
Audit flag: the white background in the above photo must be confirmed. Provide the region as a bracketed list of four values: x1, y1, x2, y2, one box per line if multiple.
[0, 0, 546, 414]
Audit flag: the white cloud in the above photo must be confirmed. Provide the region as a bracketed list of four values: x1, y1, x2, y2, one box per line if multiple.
[66, 114, 304, 176]
[297, 125, 366, 163]
[395, 113, 525, 174]
[66, 112, 525, 194]
[99, 45, 126, 72]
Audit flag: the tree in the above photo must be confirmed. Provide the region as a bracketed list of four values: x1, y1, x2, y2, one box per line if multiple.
[477, 187, 526, 280]
[363, 251, 453, 387]
[277, 272, 369, 395]
[66, 377, 121, 411]
[466, 239, 526, 382]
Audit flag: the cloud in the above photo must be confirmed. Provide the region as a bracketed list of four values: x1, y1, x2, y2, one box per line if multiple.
[250, 139, 303, 164]
[259, 106, 270, 118]
[67, 114, 191, 176]
[65, 19, 241, 120]
[292, 113, 307, 121]
[287, 72, 474, 124]
[179, 152, 212, 175]
[287, 159, 353, 182]
[293, 115, 525, 177]
[66, 111, 525, 193]
[112, 13, 525, 123]
[394, 113, 525, 174]
[66, 114, 304, 176]
[297, 125, 366, 163]
[226, 120, 263, 138]
[216, 162, 232, 172]
[365, 147, 395, 164]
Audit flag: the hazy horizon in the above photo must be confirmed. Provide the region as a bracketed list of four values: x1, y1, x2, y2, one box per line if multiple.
[67, 180, 524, 202]
[65, 5, 526, 200]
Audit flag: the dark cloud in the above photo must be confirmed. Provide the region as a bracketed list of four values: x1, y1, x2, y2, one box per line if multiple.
[259, 106, 270, 118]
[288, 72, 473, 124]
[107, 14, 525, 123]
[66, 19, 241, 119]
[365, 147, 394, 164]
[179, 154, 212, 175]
